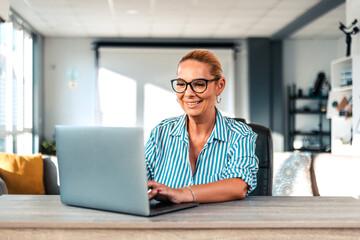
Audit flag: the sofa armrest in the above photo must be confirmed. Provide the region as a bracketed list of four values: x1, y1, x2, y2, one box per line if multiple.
[43, 157, 60, 195]
[0, 176, 8, 195]
[312, 153, 360, 197]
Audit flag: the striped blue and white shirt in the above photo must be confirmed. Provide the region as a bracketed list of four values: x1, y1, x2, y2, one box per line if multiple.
[145, 109, 259, 194]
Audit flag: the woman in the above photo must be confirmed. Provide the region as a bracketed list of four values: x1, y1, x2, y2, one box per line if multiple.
[146, 49, 258, 203]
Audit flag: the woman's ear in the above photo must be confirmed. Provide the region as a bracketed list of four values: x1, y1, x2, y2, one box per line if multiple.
[216, 77, 226, 95]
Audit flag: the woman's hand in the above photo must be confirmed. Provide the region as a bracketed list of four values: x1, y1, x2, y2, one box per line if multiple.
[148, 178, 247, 203]
[147, 180, 194, 203]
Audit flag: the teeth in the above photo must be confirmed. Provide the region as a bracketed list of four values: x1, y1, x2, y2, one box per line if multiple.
[187, 101, 200, 106]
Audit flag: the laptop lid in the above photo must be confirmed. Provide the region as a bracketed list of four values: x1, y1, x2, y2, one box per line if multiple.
[55, 126, 151, 216]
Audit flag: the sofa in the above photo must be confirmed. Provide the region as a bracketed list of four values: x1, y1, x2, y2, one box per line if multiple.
[273, 152, 360, 198]
[1, 153, 359, 198]
[0, 156, 59, 195]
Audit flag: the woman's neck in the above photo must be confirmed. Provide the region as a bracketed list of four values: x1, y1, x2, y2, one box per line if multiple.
[187, 108, 217, 137]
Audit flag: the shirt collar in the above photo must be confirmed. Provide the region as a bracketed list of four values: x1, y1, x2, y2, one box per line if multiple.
[170, 108, 228, 143]
[170, 113, 188, 142]
[210, 108, 228, 143]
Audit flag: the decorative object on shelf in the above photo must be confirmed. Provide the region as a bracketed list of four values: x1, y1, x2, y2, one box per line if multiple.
[67, 66, 79, 90]
[293, 136, 321, 151]
[311, 72, 326, 97]
[336, 96, 348, 111]
[321, 80, 331, 96]
[320, 105, 327, 113]
[339, 19, 359, 57]
[302, 137, 311, 148]
[298, 88, 303, 97]
[340, 69, 352, 86]
[326, 91, 352, 119]
[344, 97, 353, 118]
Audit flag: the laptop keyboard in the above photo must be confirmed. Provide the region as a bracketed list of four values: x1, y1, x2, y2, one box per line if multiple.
[148, 199, 199, 216]
[149, 200, 175, 210]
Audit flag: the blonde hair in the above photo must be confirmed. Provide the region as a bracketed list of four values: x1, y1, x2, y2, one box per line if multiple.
[178, 49, 223, 78]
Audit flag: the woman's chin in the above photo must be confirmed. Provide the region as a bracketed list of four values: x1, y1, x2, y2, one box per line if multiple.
[183, 106, 202, 118]
[184, 106, 213, 119]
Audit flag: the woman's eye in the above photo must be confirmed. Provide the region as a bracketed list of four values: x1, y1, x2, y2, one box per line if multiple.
[176, 82, 185, 87]
[194, 82, 205, 87]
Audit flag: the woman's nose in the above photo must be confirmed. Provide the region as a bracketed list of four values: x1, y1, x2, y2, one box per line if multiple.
[184, 84, 195, 96]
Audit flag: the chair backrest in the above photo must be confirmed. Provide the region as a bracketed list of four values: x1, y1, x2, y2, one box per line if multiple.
[234, 118, 273, 196]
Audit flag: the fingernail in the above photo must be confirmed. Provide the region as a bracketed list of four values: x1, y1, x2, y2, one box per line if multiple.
[157, 189, 162, 193]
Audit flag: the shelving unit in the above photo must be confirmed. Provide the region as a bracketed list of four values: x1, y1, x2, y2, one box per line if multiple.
[288, 85, 331, 152]
[328, 56, 360, 156]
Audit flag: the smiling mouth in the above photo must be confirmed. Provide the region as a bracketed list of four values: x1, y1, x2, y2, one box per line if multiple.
[186, 101, 201, 106]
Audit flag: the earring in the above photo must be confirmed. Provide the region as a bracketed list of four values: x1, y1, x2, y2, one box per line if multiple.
[216, 95, 222, 104]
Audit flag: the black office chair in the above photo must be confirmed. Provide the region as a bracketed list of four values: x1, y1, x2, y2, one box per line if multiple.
[234, 118, 273, 196]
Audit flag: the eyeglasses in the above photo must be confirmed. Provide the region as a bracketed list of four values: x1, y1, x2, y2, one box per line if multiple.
[170, 78, 220, 93]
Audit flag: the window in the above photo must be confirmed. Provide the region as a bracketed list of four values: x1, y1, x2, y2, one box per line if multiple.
[97, 47, 234, 141]
[0, 21, 33, 154]
[98, 67, 137, 127]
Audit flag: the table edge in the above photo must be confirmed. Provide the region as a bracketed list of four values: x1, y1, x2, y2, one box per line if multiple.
[1, 221, 360, 229]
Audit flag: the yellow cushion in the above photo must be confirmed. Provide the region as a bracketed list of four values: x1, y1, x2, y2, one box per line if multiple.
[0, 153, 45, 194]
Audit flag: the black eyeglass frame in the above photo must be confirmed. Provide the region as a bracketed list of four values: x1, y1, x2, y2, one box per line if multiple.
[170, 78, 220, 93]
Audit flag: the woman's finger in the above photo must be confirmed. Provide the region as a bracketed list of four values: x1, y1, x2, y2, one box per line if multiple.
[147, 181, 165, 200]
[148, 187, 159, 200]
[147, 181, 184, 203]
[147, 180, 158, 188]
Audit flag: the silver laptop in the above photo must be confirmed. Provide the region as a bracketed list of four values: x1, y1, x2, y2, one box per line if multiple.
[55, 126, 198, 216]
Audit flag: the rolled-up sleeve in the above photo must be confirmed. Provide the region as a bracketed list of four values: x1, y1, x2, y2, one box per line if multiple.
[220, 131, 259, 195]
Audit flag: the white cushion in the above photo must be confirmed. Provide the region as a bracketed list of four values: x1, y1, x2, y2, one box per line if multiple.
[273, 152, 313, 196]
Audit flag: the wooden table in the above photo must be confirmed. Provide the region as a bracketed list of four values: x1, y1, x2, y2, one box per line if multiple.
[0, 195, 359, 240]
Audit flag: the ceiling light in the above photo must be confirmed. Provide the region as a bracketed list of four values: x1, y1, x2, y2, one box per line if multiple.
[126, 10, 138, 15]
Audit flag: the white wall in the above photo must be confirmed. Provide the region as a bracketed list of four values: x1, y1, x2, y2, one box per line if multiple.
[283, 39, 343, 91]
[347, 0, 360, 56]
[43, 38, 96, 139]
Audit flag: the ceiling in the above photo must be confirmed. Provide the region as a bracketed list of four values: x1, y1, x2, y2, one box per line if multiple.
[9, 0, 345, 39]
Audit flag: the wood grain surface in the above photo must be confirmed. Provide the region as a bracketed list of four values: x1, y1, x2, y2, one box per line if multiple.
[0, 195, 359, 239]
[1, 229, 360, 240]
